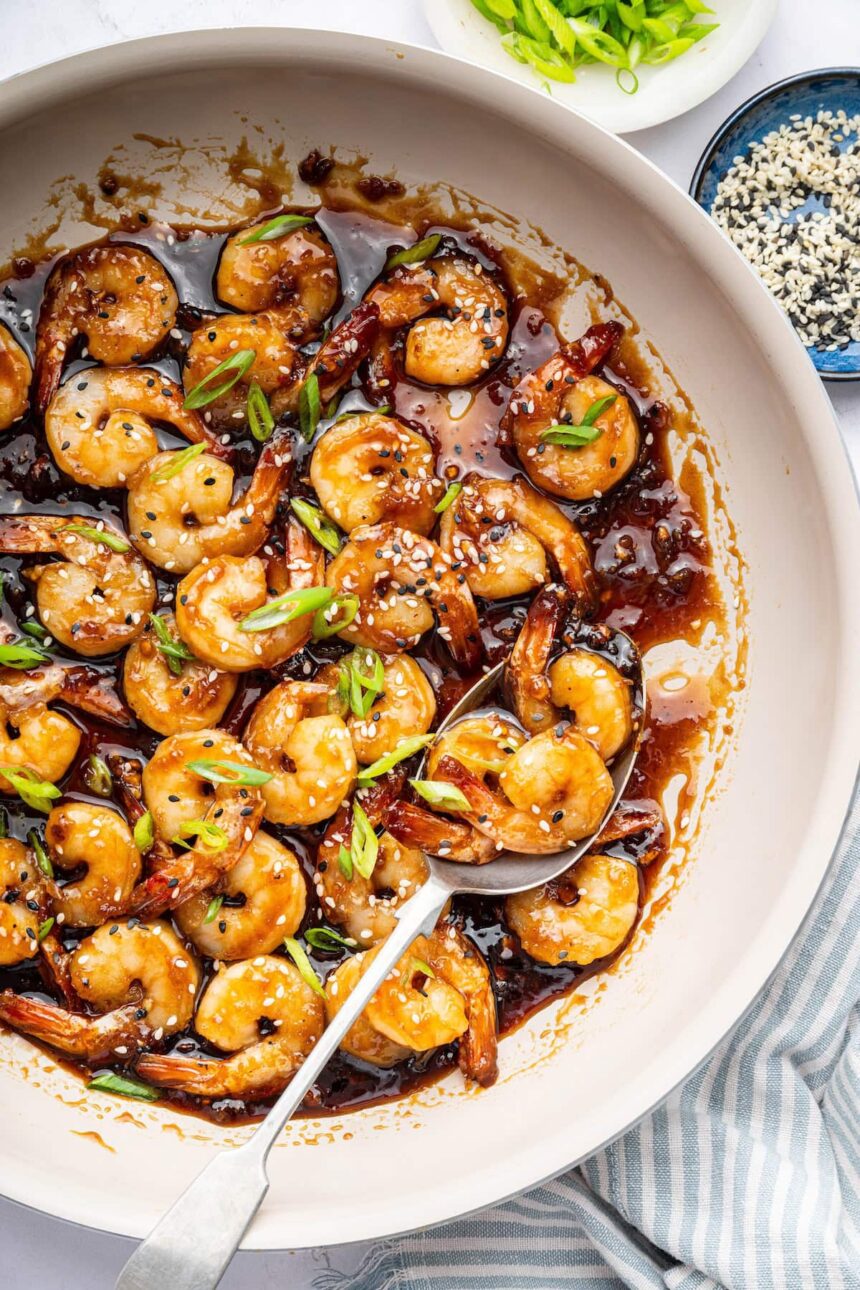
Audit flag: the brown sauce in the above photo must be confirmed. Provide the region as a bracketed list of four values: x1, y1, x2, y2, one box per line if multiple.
[0, 170, 725, 1122]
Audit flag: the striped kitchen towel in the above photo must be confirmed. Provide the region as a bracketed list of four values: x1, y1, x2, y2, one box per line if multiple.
[315, 794, 860, 1290]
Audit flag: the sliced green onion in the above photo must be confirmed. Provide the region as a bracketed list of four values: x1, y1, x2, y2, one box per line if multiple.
[247, 379, 275, 443]
[283, 936, 326, 998]
[88, 1072, 159, 1103]
[384, 233, 441, 271]
[28, 828, 53, 878]
[149, 613, 195, 676]
[311, 593, 359, 641]
[239, 585, 333, 634]
[347, 648, 385, 719]
[239, 214, 313, 245]
[0, 807, 7, 839]
[411, 956, 436, 980]
[337, 844, 353, 880]
[356, 735, 435, 787]
[434, 481, 463, 514]
[19, 620, 49, 643]
[0, 642, 50, 670]
[62, 524, 130, 554]
[304, 926, 358, 952]
[149, 441, 208, 484]
[183, 349, 256, 411]
[37, 916, 55, 943]
[350, 801, 379, 880]
[409, 779, 472, 812]
[173, 819, 229, 851]
[203, 894, 224, 925]
[83, 754, 113, 799]
[0, 767, 61, 814]
[299, 372, 321, 442]
[133, 810, 154, 853]
[289, 498, 343, 556]
[185, 759, 273, 787]
[539, 394, 618, 449]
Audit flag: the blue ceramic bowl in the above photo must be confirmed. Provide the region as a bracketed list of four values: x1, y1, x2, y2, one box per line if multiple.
[691, 68, 860, 382]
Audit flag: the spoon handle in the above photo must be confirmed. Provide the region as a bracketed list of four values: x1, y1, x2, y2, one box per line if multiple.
[115, 872, 451, 1290]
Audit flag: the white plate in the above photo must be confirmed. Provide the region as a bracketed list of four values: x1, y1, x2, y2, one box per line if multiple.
[0, 27, 857, 1250]
[424, 0, 778, 133]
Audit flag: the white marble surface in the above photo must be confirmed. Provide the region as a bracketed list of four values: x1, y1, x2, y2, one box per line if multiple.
[1, 2, 857, 1286]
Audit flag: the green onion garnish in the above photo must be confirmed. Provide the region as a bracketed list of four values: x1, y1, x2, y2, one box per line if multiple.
[385, 233, 441, 271]
[37, 916, 55, 943]
[283, 936, 326, 998]
[311, 593, 359, 641]
[83, 754, 113, 799]
[289, 498, 343, 556]
[356, 735, 435, 787]
[411, 956, 436, 980]
[434, 480, 463, 514]
[88, 1072, 159, 1103]
[337, 845, 353, 880]
[19, 620, 48, 642]
[149, 441, 208, 484]
[247, 379, 275, 442]
[27, 828, 53, 878]
[0, 767, 61, 814]
[203, 894, 224, 925]
[183, 349, 256, 411]
[149, 613, 195, 676]
[62, 524, 130, 554]
[239, 585, 333, 634]
[0, 807, 7, 840]
[347, 648, 385, 719]
[173, 819, 229, 851]
[304, 926, 358, 952]
[239, 214, 313, 245]
[409, 779, 472, 811]
[133, 811, 154, 853]
[0, 641, 50, 670]
[185, 759, 273, 787]
[540, 394, 618, 449]
[350, 801, 379, 879]
[299, 372, 321, 442]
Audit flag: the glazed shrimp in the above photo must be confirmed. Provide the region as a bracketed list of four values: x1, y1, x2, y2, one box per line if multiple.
[0, 838, 42, 966]
[43, 802, 140, 929]
[319, 652, 437, 765]
[309, 413, 444, 534]
[175, 519, 324, 672]
[326, 522, 482, 669]
[137, 956, 325, 1099]
[217, 220, 339, 319]
[0, 515, 155, 656]
[367, 255, 508, 385]
[140, 728, 260, 843]
[326, 924, 497, 1084]
[123, 611, 237, 736]
[183, 308, 308, 428]
[505, 853, 639, 966]
[438, 474, 595, 607]
[127, 431, 291, 575]
[0, 920, 199, 1061]
[506, 586, 634, 757]
[243, 681, 357, 826]
[504, 322, 638, 501]
[44, 368, 223, 489]
[0, 322, 32, 430]
[0, 659, 131, 730]
[34, 244, 179, 412]
[175, 832, 306, 960]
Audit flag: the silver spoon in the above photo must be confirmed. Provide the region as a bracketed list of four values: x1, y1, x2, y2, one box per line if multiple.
[116, 639, 644, 1290]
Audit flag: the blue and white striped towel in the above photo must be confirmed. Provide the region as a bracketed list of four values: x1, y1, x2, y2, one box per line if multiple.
[316, 796, 860, 1290]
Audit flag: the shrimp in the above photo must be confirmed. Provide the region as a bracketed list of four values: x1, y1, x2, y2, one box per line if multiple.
[0, 515, 155, 657]
[217, 220, 339, 319]
[309, 413, 444, 534]
[123, 611, 237, 736]
[0, 659, 131, 730]
[0, 322, 32, 430]
[43, 802, 141, 929]
[0, 694, 82, 789]
[175, 832, 306, 960]
[126, 431, 291, 575]
[314, 777, 428, 947]
[424, 713, 615, 854]
[34, 244, 179, 413]
[326, 522, 482, 669]
[326, 924, 497, 1084]
[0, 838, 42, 965]
[367, 256, 508, 386]
[506, 585, 634, 757]
[438, 474, 595, 607]
[175, 518, 324, 672]
[505, 852, 639, 966]
[319, 652, 437, 765]
[268, 300, 381, 421]
[183, 308, 308, 428]
[0, 920, 199, 1061]
[137, 956, 326, 1099]
[243, 681, 357, 826]
[44, 368, 223, 489]
[504, 322, 638, 501]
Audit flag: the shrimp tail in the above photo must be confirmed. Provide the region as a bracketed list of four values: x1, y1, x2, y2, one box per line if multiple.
[504, 583, 568, 731]
[384, 798, 496, 864]
[137, 1040, 302, 1100]
[0, 991, 148, 1061]
[312, 300, 380, 403]
[55, 665, 133, 728]
[559, 321, 624, 379]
